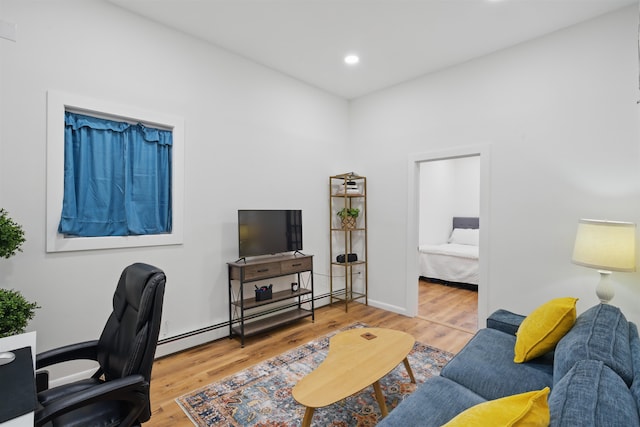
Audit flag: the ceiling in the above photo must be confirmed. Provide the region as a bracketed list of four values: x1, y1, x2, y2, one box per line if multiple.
[107, 0, 636, 100]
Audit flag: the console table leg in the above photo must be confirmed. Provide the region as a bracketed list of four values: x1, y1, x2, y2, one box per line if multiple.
[301, 406, 315, 427]
[373, 380, 388, 417]
[403, 357, 416, 383]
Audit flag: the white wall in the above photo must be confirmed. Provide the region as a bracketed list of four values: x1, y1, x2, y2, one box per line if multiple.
[351, 6, 640, 325]
[0, 0, 349, 365]
[419, 156, 480, 245]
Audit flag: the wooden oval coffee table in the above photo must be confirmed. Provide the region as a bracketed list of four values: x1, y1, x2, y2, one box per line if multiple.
[292, 327, 416, 426]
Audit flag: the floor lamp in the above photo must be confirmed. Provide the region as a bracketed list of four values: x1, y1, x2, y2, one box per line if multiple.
[572, 219, 636, 304]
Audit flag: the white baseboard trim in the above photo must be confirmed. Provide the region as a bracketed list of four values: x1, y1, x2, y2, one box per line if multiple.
[155, 327, 229, 358]
[367, 299, 409, 316]
[48, 368, 96, 388]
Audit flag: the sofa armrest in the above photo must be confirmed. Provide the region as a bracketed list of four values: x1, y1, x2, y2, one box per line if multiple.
[486, 309, 525, 336]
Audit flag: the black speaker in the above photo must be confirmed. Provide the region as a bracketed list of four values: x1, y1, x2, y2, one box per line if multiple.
[336, 253, 358, 263]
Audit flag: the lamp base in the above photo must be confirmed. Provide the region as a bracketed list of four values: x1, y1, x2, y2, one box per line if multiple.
[596, 270, 614, 304]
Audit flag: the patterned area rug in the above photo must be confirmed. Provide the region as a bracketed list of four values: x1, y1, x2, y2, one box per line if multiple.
[176, 324, 453, 426]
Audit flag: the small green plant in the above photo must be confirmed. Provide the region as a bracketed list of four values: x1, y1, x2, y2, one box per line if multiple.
[337, 208, 360, 219]
[0, 209, 26, 259]
[0, 209, 37, 337]
[0, 289, 39, 338]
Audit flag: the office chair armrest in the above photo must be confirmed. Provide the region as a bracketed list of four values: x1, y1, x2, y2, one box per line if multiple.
[36, 340, 99, 370]
[35, 374, 148, 427]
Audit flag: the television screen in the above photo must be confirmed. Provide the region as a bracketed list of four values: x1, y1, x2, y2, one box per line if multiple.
[238, 210, 303, 258]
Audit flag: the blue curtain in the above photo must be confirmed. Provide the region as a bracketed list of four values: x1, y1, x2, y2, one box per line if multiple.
[58, 112, 172, 237]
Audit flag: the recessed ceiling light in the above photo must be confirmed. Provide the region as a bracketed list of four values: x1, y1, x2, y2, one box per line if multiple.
[344, 54, 360, 65]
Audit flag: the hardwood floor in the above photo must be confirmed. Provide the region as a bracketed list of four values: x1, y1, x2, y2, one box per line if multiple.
[145, 302, 475, 426]
[418, 279, 478, 333]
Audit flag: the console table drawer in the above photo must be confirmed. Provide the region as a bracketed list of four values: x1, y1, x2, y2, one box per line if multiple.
[243, 262, 281, 281]
[281, 257, 312, 274]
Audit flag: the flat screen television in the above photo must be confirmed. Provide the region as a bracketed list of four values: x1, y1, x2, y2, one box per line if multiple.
[238, 210, 303, 258]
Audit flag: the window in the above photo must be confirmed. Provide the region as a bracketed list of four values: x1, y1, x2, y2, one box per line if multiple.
[60, 112, 172, 237]
[47, 91, 184, 252]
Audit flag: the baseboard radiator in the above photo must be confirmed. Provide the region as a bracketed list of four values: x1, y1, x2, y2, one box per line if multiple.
[156, 291, 335, 347]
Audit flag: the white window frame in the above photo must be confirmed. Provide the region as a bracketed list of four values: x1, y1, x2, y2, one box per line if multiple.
[46, 90, 184, 252]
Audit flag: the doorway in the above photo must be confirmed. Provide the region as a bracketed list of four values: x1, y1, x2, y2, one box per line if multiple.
[405, 145, 490, 329]
[417, 156, 479, 332]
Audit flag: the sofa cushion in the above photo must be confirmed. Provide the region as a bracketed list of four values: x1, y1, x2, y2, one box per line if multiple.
[442, 387, 550, 427]
[549, 359, 640, 427]
[441, 328, 553, 401]
[377, 376, 485, 427]
[514, 297, 577, 363]
[554, 304, 633, 386]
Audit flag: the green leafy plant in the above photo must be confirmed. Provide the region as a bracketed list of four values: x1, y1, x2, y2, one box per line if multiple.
[0, 209, 37, 337]
[337, 208, 360, 219]
[0, 209, 26, 259]
[0, 289, 39, 338]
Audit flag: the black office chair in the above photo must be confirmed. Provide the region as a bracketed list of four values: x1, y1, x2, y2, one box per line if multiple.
[35, 263, 166, 427]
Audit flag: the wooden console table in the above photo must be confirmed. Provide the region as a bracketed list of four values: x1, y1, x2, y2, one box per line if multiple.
[228, 254, 314, 347]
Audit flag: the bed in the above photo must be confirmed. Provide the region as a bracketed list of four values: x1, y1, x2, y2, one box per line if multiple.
[418, 217, 479, 289]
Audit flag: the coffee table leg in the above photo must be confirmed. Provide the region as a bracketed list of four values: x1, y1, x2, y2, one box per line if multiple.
[373, 380, 389, 417]
[403, 357, 416, 383]
[301, 406, 315, 427]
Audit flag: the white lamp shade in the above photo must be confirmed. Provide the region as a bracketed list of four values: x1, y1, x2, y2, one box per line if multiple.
[572, 219, 636, 272]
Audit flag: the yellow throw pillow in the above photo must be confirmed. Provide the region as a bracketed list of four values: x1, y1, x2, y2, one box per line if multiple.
[514, 297, 578, 363]
[442, 387, 550, 427]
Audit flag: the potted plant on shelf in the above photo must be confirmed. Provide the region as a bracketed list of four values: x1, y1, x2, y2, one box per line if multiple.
[0, 208, 26, 259]
[337, 208, 360, 230]
[0, 288, 39, 338]
[0, 209, 38, 350]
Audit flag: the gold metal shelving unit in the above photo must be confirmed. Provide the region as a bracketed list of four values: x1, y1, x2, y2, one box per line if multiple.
[329, 172, 368, 312]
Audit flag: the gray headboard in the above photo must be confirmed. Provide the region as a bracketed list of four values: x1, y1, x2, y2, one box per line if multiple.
[453, 217, 479, 229]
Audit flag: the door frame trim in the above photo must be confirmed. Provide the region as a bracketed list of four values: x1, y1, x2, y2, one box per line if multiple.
[405, 144, 491, 327]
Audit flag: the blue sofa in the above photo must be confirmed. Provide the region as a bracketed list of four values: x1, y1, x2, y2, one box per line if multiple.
[379, 303, 640, 426]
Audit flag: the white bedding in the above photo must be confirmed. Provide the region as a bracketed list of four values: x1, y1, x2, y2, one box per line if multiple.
[418, 243, 479, 286]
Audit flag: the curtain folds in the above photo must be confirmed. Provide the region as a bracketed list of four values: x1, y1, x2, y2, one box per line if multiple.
[58, 112, 172, 237]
